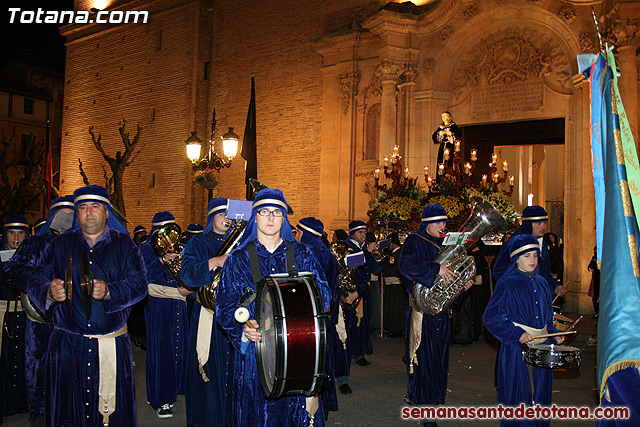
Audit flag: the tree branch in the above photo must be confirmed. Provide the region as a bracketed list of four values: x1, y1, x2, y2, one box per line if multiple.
[78, 158, 91, 186]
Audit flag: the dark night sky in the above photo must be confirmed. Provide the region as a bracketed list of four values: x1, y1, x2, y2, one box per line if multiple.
[1, 0, 76, 74]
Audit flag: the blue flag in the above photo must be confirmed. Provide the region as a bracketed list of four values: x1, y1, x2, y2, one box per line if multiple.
[581, 52, 640, 407]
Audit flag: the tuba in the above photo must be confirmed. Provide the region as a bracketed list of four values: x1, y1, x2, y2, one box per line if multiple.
[330, 241, 361, 310]
[412, 198, 508, 316]
[150, 222, 186, 288]
[197, 220, 248, 313]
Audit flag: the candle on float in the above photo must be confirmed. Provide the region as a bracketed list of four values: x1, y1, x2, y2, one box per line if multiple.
[427, 176, 433, 186]
[470, 149, 477, 161]
[464, 162, 471, 175]
[492, 173, 499, 183]
[509, 175, 515, 186]
[454, 140, 460, 152]
[374, 168, 380, 179]
[492, 153, 498, 163]
[404, 167, 409, 178]
[438, 164, 445, 175]
[393, 145, 399, 156]
[443, 148, 450, 161]
[502, 160, 509, 172]
[481, 174, 487, 184]
[424, 166, 429, 176]
[383, 157, 389, 167]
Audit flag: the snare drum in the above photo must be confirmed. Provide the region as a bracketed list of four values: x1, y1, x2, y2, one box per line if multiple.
[255, 274, 328, 399]
[522, 344, 581, 369]
[553, 313, 574, 332]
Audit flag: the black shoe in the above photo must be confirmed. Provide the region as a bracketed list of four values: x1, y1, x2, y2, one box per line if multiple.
[338, 384, 352, 394]
[355, 357, 371, 366]
[156, 403, 173, 418]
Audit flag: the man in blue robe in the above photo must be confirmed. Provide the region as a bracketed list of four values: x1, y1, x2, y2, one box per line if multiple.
[217, 189, 331, 427]
[141, 211, 190, 418]
[342, 220, 382, 369]
[492, 206, 567, 299]
[296, 217, 340, 419]
[27, 185, 147, 427]
[182, 223, 204, 246]
[484, 234, 564, 427]
[179, 197, 233, 427]
[4, 196, 75, 425]
[398, 204, 472, 427]
[0, 214, 31, 417]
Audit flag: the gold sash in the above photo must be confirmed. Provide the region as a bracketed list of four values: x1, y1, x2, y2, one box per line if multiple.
[408, 295, 423, 374]
[0, 297, 24, 355]
[195, 304, 213, 382]
[147, 283, 186, 301]
[512, 321, 548, 345]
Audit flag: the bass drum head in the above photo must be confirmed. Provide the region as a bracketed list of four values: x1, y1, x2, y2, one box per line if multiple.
[255, 280, 285, 398]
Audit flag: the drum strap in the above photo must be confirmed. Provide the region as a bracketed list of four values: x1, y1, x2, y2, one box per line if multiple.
[246, 240, 299, 284]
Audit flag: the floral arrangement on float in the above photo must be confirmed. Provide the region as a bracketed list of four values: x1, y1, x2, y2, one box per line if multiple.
[192, 168, 220, 190]
[366, 145, 520, 239]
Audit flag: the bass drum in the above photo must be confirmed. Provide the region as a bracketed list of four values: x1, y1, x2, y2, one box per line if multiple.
[255, 274, 327, 399]
[522, 344, 581, 369]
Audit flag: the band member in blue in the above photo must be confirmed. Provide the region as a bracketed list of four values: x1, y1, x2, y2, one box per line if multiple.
[399, 204, 472, 427]
[492, 206, 567, 299]
[216, 188, 330, 427]
[342, 220, 382, 369]
[4, 196, 74, 425]
[0, 214, 31, 417]
[179, 197, 232, 427]
[27, 185, 147, 427]
[141, 211, 190, 418]
[182, 223, 204, 245]
[296, 217, 340, 419]
[484, 234, 564, 427]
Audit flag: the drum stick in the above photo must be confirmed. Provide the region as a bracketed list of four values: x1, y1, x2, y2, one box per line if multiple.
[533, 330, 576, 339]
[551, 280, 570, 305]
[569, 316, 583, 330]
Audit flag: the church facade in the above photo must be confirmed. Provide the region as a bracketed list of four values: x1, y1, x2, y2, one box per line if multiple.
[59, 0, 640, 312]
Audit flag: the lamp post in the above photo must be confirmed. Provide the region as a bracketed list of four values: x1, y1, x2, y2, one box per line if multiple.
[186, 110, 239, 201]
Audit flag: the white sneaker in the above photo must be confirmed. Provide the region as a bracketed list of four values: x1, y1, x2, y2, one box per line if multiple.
[156, 403, 173, 418]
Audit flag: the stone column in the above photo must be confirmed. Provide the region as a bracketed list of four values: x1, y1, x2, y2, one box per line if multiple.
[397, 62, 417, 163]
[377, 59, 402, 160]
[615, 45, 639, 144]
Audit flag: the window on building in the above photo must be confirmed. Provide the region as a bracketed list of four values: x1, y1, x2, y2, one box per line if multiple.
[365, 103, 381, 160]
[157, 29, 163, 50]
[204, 61, 210, 80]
[24, 98, 35, 115]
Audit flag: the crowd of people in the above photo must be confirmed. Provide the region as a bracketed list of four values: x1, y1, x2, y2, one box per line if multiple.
[0, 181, 578, 427]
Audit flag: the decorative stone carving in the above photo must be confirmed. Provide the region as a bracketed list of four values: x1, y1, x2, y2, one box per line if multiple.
[604, 19, 640, 47]
[452, 26, 572, 113]
[365, 73, 382, 98]
[376, 59, 403, 82]
[423, 58, 436, 78]
[557, 5, 576, 25]
[462, 4, 478, 20]
[579, 32, 596, 52]
[453, 26, 571, 89]
[400, 62, 417, 84]
[337, 72, 360, 115]
[441, 25, 454, 42]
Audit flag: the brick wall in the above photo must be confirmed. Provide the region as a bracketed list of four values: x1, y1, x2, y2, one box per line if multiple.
[61, 0, 379, 231]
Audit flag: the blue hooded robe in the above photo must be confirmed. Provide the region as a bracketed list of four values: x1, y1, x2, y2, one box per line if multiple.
[398, 204, 451, 405]
[26, 185, 147, 427]
[179, 197, 233, 427]
[3, 196, 74, 420]
[484, 234, 560, 427]
[216, 189, 330, 427]
[141, 211, 188, 410]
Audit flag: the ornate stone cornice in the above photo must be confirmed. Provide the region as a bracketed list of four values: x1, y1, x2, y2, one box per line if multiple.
[376, 59, 404, 82]
[362, 0, 461, 36]
[312, 32, 379, 57]
[557, 5, 576, 25]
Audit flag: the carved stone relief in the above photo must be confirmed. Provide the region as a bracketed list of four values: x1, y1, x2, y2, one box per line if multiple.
[376, 59, 403, 82]
[399, 62, 417, 84]
[337, 72, 360, 115]
[579, 32, 596, 53]
[462, 4, 478, 20]
[557, 5, 576, 25]
[441, 25, 454, 42]
[452, 27, 572, 116]
[424, 58, 436, 77]
[365, 73, 382, 99]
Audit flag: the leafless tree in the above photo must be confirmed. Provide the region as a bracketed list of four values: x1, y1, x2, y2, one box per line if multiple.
[78, 120, 143, 217]
[0, 128, 47, 218]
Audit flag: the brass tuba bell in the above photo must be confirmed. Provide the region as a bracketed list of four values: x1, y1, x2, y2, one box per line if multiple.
[412, 198, 508, 316]
[150, 223, 186, 288]
[330, 241, 361, 310]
